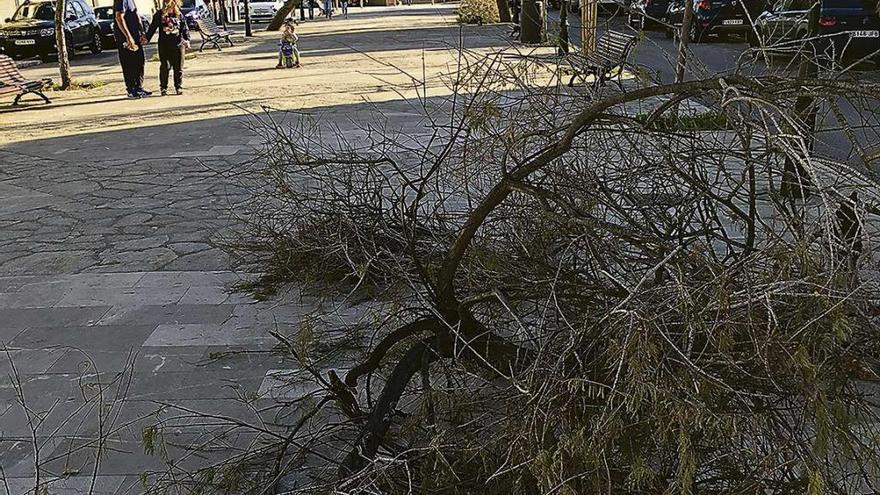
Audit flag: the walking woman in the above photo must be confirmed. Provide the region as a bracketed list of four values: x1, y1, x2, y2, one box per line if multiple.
[145, 0, 190, 96]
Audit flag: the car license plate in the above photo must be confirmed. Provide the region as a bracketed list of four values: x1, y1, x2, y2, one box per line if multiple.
[849, 30, 879, 38]
[723, 19, 743, 25]
[14, 39, 36, 45]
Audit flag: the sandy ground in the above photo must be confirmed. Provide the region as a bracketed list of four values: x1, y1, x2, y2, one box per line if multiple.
[0, 4, 530, 144]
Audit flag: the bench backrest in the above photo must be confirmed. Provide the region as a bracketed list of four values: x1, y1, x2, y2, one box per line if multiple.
[197, 16, 221, 33]
[595, 31, 638, 63]
[0, 55, 27, 85]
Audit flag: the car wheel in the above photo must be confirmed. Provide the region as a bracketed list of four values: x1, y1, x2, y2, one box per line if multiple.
[90, 31, 103, 54]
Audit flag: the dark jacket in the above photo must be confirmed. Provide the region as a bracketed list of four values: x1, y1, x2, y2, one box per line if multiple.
[145, 10, 190, 48]
[113, 0, 143, 39]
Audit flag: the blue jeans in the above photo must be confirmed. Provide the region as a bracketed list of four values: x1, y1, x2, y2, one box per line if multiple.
[340, 0, 348, 15]
[323, 0, 332, 16]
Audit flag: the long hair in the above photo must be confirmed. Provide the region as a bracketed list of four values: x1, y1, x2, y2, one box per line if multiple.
[163, 0, 181, 16]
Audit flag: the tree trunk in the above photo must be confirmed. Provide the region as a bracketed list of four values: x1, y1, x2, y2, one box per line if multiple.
[781, 0, 819, 198]
[219, 0, 228, 25]
[581, 0, 596, 54]
[267, 0, 298, 30]
[558, 0, 569, 54]
[498, 0, 511, 23]
[520, 0, 543, 43]
[674, 0, 693, 83]
[54, 0, 72, 90]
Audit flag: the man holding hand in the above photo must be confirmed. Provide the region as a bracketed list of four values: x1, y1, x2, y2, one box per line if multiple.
[114, 0, 152, 98]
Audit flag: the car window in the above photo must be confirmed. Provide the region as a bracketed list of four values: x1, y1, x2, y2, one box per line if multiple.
[72, 2, 86, 17]
[12, 2, 55, 20]
[773, 0, 791, 9]
[95, 7, 114, 19]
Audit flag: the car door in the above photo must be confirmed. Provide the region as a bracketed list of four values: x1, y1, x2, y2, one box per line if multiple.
[781, 0, 810, 40]
[761, 0, 790, 41]
[75, 1, 92, 44]
[64, 1, 82, 45]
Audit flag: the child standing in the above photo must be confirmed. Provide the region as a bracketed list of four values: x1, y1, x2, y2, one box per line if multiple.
[276, 21, 301, 69]
[145, 0, 190, 95]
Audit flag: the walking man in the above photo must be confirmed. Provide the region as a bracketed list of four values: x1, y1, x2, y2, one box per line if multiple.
[114, 0, 151, 98]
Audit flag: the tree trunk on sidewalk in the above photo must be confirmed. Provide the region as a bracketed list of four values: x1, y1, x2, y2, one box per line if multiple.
[674, 0, 693, 82]
[558, 0, 569, 54]
[54, 0, 72, 90]
[267, 0, 298, 29]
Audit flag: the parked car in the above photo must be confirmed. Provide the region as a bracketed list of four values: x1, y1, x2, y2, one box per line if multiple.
[753, 0, 879, 59]
[628, 0, 672, 28]
[93, 6, 117, 47]
[181, 0, 211, 28]
[239, 0, 285, 22]
[92, 6, 150, 48]
[665, 0, 767, 41]
[0, 0, 102, 61]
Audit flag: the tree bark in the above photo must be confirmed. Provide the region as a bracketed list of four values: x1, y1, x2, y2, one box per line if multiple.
[520, 0, 543, 43]
[54, 0, 72, 90]
[340, 336, 451, 476]
[219, 0, 228, 25]
[781, 1, 818, 198]
[497, 0, 512, 22]
[558, 0, 569, 54]
[675, 0, 694, 83]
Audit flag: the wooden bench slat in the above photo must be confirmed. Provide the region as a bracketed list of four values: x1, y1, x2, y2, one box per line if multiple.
[565, 31, 638, 90]
[0, 54, 52, 105]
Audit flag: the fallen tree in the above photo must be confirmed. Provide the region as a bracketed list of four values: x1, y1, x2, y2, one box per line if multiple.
[225, 44, 880, 494]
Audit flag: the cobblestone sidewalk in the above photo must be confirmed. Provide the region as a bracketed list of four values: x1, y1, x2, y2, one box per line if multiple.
[0, 138, 309, 493]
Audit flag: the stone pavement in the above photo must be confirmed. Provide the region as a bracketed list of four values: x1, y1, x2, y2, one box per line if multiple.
[0, 137, 298, 493]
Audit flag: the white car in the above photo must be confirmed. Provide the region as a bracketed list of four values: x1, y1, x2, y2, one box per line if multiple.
[239, 0, 289, 22]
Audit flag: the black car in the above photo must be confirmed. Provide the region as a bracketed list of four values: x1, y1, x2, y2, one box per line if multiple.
[0, 0, 102, 61]
[93, 6, 116, 47]
[754, 0, 879, 59]
[93, 6, 150, 48]
[666, 0, 767, 41]
[629, 0, 672, 28]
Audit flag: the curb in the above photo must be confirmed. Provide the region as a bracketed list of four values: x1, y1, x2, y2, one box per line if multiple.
[15, 59, 42, 69]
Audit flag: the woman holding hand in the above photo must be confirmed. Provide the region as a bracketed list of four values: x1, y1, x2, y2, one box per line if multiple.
[145, 0, 190, 96]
